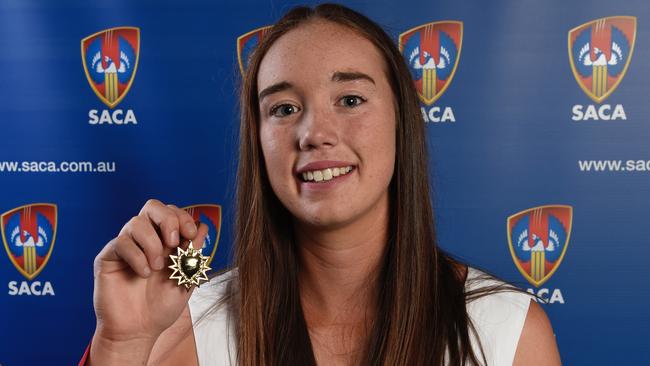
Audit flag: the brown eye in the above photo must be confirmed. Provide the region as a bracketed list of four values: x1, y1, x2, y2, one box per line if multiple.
[338, 95, 366, 108]
[270, 104, 301, 117]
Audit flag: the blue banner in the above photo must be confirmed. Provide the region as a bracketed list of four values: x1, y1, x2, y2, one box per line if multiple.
[1, 0, 648, 364]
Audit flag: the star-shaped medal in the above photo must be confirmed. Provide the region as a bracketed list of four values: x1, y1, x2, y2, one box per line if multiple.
[168, 240, 211, 290]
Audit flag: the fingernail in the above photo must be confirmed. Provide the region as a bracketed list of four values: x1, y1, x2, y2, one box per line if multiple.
[154, 256, 164, 270]
[170, 230, 179, 246]
[143, 266, 151, 277]
[184, 222, 197, 236]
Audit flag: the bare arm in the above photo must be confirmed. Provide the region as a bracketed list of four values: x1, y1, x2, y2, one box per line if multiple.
[147, 305, 198, 366]
[513, 300, 562, 365]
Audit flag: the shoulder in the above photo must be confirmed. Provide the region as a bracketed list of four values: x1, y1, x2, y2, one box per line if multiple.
[463, 267, 535, 365]
[187, 268, 239, 365]
[463, 267, 561, 365]
[464, 267, 532, 318]
[188, 267, 238, 331]
[512, 300, 562, 365]
[147, 269, 238, 366]
[188, 268, 238, 319]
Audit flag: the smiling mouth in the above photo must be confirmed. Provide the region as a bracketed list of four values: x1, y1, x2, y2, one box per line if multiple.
[299, 165, 355, 183]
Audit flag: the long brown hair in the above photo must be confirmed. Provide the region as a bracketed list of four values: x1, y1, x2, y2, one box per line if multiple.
[234, 3, 489, 365]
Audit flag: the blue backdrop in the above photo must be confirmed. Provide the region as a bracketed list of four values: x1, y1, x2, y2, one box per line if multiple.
[1, 0, 648, 364]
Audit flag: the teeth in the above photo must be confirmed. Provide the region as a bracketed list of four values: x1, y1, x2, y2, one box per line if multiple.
[300, 165, 353, 182]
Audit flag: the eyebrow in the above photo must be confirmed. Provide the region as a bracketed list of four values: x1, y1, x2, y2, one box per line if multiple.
[258, 71, 376, 101]
[258, 81, 293, 101]
[331, 71, 375, 85]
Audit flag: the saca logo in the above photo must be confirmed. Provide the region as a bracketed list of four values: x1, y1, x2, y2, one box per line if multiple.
[82, 27, 140, 125]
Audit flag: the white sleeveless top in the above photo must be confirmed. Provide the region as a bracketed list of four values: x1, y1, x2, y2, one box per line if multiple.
[188, 267, 531, 365]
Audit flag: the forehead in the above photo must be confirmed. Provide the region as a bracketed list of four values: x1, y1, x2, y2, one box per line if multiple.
[257, 19, 388, 90]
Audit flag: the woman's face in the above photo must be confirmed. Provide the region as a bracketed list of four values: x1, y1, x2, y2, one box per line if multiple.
[257, 20, 396, 229]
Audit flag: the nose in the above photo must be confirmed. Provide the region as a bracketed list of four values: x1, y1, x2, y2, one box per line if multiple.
[297, 105, 339, 151]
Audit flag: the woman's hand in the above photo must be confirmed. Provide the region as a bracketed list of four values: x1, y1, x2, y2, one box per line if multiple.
[89, 199, 208, 364]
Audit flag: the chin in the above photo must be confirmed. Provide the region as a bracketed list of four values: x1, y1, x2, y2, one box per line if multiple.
[291, 205, 354, 229]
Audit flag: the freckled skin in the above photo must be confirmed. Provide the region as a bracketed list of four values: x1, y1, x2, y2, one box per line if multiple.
[258, 20, 397, 229]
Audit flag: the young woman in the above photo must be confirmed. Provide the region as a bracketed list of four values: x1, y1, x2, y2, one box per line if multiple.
[85, 4, 561, 366]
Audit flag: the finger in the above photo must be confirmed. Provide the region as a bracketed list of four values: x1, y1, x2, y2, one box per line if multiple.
[178, 221, 208, 249]
[113, 235, 152, 278]
[193, 222, 209, 249]
[127, 216, 166, 271]
[95, 235, 123, 263]
[94, 237, 122, 278]
[139, 199, 184, 248]
[168, 205, 198, 241]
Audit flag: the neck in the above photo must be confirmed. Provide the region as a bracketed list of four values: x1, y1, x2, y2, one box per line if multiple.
[294, 196, 389, 326]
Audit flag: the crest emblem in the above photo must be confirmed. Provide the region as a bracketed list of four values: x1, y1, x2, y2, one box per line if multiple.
[182, 204, 222, 267]
[81, 27, 140, 108]
[399, 21, 463, 105]
[507, 205, 572, 287]
[1, 204, 57, 280]
[568, 16, 636, 103]
[237, 26, 272, 76]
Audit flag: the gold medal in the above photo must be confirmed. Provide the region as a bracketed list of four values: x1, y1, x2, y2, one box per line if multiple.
[168, 240, 211, 290]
